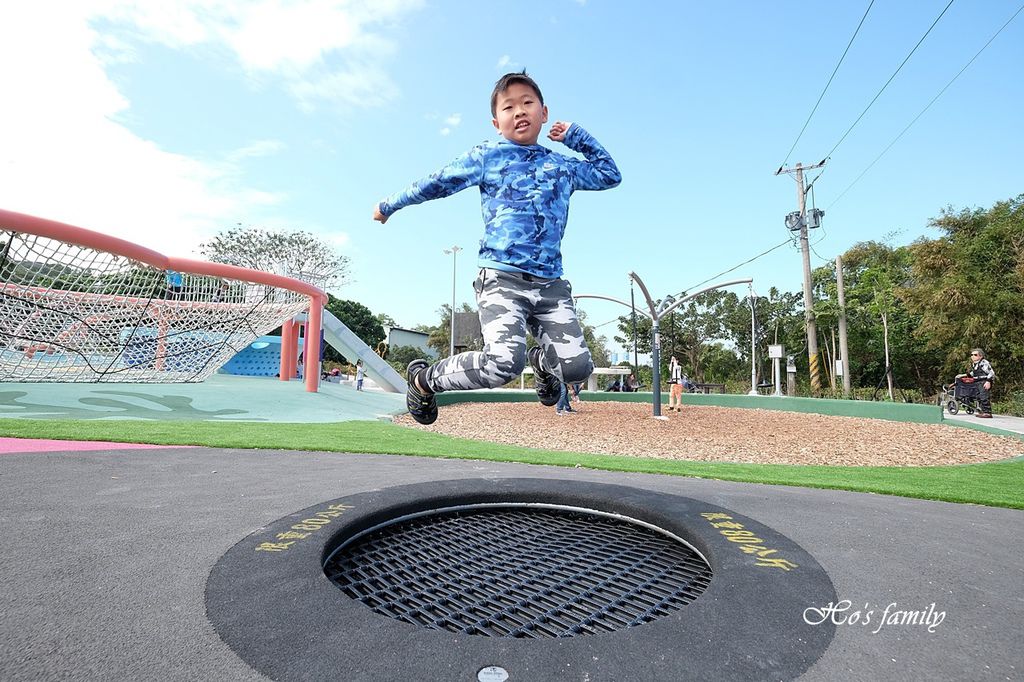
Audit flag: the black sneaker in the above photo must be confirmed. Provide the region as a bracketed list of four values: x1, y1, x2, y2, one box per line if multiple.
[405, 360, 438, 425]
[528, 346, 560, 407]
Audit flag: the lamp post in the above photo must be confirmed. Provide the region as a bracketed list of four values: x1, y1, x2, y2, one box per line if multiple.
[748, 284, 758, 396]
[443, 246, 461, 357]
[630, 278, 638, 374]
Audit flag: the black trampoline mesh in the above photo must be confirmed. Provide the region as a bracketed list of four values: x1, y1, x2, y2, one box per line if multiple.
[323, 505, 713, 638]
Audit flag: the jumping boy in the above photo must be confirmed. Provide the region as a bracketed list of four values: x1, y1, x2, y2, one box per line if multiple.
[373, 70, 621, 424]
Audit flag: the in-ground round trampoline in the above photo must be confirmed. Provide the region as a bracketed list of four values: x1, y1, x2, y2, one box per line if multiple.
[206, 478, 837, 681]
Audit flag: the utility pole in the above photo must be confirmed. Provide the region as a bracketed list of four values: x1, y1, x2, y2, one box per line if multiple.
[835, 255, 851, 397]
[776, 160, 825, 395]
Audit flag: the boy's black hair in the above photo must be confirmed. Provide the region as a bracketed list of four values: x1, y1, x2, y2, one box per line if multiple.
[490, 70, 544, 117]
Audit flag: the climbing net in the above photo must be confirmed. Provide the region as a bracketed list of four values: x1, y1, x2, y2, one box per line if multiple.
[1, 223, 314, 383]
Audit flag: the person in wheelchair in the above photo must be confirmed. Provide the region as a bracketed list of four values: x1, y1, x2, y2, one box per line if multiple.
[953, 348, 996, 418]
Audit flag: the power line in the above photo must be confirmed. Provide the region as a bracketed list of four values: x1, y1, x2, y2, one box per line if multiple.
[806, 0, 957, 193]
[676, 238, 794, 299]
[827, 2, 1024, 211]
[580, 238, 798, 330]
[778, 0, 876, 171]
[592, 316, 622, 330]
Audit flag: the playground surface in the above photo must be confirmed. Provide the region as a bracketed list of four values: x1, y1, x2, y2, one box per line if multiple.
[0, 444, 1020, 680]
[397, 401, 1024, 467]
[1, 377, 1022, 679]
[0, 373, 403, 423]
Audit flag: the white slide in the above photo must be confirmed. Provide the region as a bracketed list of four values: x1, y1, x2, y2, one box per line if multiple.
[319, 310, 407, 393]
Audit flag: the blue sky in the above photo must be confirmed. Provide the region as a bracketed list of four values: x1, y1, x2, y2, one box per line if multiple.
[2, 1, 1021, 352]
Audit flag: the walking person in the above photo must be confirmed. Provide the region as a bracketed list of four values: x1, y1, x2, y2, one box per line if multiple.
[555, 381, 575, 415]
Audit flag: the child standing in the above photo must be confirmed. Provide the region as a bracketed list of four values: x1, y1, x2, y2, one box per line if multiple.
[355, 360, 365, 391]
[373, 71, 620, 424]
[668, 356, 683, 412]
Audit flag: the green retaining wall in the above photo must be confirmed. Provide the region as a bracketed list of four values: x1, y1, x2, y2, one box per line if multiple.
[437, 389, 944, 424]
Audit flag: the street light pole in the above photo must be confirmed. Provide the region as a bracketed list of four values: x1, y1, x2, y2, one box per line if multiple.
[748, 284, 758, 396]
[630, 279, 638, 374]
[443, 246, 461, 357]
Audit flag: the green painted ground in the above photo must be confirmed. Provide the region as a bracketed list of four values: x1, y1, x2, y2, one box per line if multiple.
[0, 373, 404, 422]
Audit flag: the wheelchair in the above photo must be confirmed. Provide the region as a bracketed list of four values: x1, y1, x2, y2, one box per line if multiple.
[939, 376, 981, 415]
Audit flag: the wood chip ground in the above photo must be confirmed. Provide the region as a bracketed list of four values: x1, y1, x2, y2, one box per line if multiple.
[394, 402, 1023, 467]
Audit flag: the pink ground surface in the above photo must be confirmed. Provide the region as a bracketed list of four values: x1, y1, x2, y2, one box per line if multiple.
[0, 438, 182, 454]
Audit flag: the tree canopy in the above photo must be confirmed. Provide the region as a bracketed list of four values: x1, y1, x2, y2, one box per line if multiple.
[601, 194, 1022, 406]
[324, 296, 385, 363]
[901, 195, 1024, 387]
[199, 225, 350, 290]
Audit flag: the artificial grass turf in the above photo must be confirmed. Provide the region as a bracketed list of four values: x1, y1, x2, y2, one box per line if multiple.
[3, 417, 1022, 510]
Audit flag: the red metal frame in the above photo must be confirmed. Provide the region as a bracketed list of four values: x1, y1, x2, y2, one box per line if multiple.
[1, 208, 327, 392]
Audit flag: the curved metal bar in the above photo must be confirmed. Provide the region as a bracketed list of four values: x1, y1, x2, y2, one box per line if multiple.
[659, 278, 753, 319]
[573, 294, 653, 320]
[629, 272, 658, 318]
[0, 208, 327, 301]
[1, 207, 328, 392]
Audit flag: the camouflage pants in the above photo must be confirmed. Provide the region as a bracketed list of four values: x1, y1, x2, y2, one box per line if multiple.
[423, 268, 593, 393]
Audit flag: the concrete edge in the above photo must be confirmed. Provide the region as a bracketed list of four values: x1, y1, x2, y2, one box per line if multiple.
[437, 390, 943, 424]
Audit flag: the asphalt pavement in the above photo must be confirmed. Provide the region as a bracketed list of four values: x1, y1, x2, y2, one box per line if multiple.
[1, 444, 1021, 681]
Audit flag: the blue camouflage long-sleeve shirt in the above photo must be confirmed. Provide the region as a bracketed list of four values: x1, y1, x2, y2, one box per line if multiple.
[379, 124, 620, 279]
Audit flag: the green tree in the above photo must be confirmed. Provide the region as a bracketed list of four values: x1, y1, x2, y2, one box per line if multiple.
[615, 291, 730, 382]
[325, 296, 384, 363]
[578, 309, 611, 368]
[423, 303, 476, 358]
[713, 287, 804, 388]
[199, 225, 350, 289]
[386, 345, 426, 373]
[901, 195, 1024, 390]
[375, 312, 398, 329]
[813, 241, 940, 397]
[702, 342, 746, 383]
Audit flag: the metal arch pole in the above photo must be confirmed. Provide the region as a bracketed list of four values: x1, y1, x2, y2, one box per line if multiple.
[651, 318, 662, 416]
[659, 278, 753, 318]
[572, 294, 653, 319]
[629, 272, 658, 315]
[628, 272, 663, 416]
[576, 276, 755, 420]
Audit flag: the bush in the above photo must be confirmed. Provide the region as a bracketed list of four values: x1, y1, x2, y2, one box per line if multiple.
[993, 391, 1024, 417]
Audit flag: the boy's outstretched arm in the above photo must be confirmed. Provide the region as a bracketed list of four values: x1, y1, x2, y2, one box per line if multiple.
[553, 122, 621, 191]
[372, 146, 485, 224]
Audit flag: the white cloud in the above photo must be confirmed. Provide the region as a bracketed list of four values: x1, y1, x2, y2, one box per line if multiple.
[329, 232, 351, 249]
[227, 139, 287, 162]
[0, 2, 420, 260]
[97, 0, 424, 110]
[496, 54, 521, 71]
[439, 113, 462, 136]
